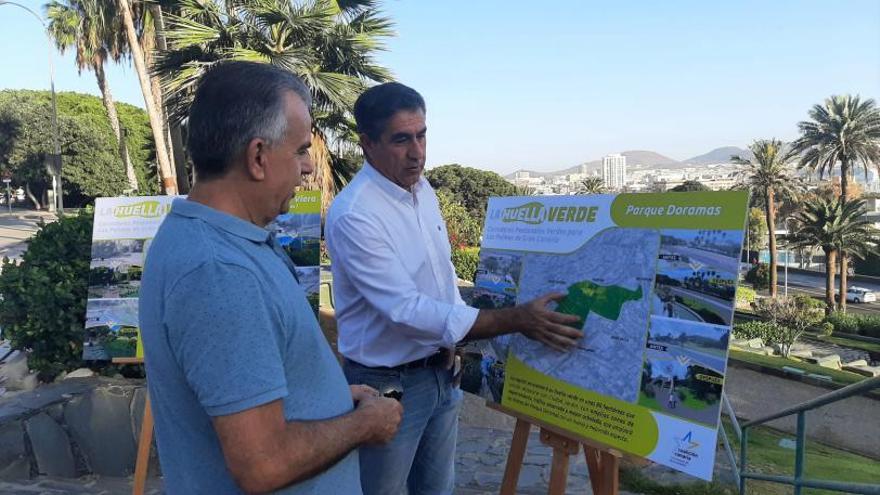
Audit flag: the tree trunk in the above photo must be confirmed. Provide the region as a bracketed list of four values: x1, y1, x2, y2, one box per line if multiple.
[839, 252, 848, 312]
[824, 248, 837, 315]
[838, 159, 850, 312]
[766, 188, 777, 297]
[147, 4, 190, 193]
[117, 0, 177, 195]
[93, 61, 138, 192]
[24, 183, 41, 210]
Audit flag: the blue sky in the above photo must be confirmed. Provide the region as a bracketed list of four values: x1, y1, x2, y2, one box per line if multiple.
[2, 0, 878, 174]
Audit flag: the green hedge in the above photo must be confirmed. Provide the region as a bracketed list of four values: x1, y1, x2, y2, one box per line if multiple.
[451, 247, 480, 282]
[0, 210, 93, 379]
[733, 320, 782, 343]
[745, 263, 770, 290]
[826, 311, 880, 339]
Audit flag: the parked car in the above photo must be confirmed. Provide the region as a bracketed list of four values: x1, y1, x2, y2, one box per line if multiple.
[845, 287, 877, 304]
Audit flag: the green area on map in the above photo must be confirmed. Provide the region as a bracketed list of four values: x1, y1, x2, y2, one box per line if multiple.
[555, 281, 643, 328]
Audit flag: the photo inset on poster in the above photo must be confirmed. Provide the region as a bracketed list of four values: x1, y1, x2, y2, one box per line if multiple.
[472, 250, 523, 309]
[83, 298, 140, 360]
[639, 316, 728, 426]
[652, 229, 742, 326]
[88, 239, 147, 299]
[295, 266, 320, 313]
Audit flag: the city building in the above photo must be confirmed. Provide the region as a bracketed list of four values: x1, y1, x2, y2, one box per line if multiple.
[602, 154, 627, 191]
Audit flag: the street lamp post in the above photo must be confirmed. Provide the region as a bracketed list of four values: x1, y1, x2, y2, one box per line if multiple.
[0, 0, 63, 215]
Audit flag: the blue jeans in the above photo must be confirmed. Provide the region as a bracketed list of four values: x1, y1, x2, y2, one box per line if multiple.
[344, 360, 462, 495]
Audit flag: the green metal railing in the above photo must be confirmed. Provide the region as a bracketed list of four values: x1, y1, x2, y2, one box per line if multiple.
[720, 375, 880, 495]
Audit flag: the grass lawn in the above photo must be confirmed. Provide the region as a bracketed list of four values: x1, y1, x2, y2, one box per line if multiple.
[728, 349, 867, 387]
[722, 418, 880, 495]
[679, 388, 712, 411]
[811, 332, 880, 354]
[620, 418, 880, 495]
[638, 392, 662, 411]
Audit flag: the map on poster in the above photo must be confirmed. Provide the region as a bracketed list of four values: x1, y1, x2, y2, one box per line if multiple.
[465, 191, 748, 480]
[83, 191, 322, 360]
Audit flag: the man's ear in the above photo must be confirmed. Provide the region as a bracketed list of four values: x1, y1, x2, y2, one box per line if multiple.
[358, 132, 375, 161]
[244, 137, 269, 181]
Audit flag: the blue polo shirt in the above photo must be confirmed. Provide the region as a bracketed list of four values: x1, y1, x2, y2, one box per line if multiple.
[139, 198, 360, 495]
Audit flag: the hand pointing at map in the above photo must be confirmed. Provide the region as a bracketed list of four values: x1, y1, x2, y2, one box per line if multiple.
[466, 292, 583, 352]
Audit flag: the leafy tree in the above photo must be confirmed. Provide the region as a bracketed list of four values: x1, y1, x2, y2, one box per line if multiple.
[733, 139, 800, 297]
[669, 180, 709, 192]
[437, 190, 481, 248]
[752, 295, 824, 357]
[0, 210, 93, 379]
[46, 0, 139, 191]
[426, 164, 518, 226]
[0, 90, 157, 207]
[155, 0, 394, 208]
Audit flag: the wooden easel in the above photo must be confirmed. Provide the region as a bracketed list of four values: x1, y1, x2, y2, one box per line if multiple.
[488, 402, 622, 495]
[112, 357, 153, 495]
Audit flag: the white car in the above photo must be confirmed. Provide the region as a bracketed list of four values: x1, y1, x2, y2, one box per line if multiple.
[846, 287, 876, 304]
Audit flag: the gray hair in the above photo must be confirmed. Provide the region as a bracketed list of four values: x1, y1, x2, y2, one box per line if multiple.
[187, 61, 312, 180]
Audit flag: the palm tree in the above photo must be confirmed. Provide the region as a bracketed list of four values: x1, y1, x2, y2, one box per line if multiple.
[117, 0, 177, 194]
[577, 177, 605, 194]
[790, 95, 880, 308]
[788, 197, 876, 314]
[733, 139, 799, 298]
[46, 0, 139, 191]
[154, 0, 393, 209]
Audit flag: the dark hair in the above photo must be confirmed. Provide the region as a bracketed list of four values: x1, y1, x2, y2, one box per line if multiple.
[187, 61, 312, 180]
[353, 82, 426, 141]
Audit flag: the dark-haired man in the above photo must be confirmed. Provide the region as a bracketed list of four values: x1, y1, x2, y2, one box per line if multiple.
[326, 82, 582, 494]
[140, 61, 402, 495]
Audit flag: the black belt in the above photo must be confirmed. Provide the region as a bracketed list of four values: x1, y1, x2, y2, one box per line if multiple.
[350, 349, 448, 371]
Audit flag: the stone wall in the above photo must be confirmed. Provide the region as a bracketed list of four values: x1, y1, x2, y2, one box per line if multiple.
[0, 377, 154, 480]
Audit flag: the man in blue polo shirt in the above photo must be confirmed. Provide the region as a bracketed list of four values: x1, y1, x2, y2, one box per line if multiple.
[139, 61, 402, 494]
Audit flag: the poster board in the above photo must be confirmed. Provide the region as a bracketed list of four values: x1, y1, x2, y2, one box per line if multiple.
[267, 190, 321, 316]
[464, 191, 748, 480]
[83, 191, 322, 360]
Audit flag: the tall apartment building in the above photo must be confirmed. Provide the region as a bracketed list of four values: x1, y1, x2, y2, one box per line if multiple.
[602, 153, 627, 190]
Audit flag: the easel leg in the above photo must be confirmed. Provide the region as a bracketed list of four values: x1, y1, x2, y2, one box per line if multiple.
[584, 445, 621, 495]
[133, 394, 154, 495]
[500, 419, 531, 495]
[547, 447, 572, 495]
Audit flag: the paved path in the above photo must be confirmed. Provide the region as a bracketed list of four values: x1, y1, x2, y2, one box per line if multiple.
[0, 209, 57, 261]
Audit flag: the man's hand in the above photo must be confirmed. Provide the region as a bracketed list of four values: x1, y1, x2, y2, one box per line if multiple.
[354, 395, 403, 445]
[350, 384, 379, 405]
[515, 292, 583, 352]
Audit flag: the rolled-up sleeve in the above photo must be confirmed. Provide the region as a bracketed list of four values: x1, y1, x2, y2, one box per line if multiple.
[328, 213, 478, 348]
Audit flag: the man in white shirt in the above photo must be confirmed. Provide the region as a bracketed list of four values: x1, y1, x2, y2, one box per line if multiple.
[326, 82, 583, 495]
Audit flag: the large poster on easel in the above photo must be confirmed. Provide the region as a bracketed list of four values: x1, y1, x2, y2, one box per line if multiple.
[466, 191, 748, 480]
[83, 196, 176, 360]
[83, 191, 322, 360]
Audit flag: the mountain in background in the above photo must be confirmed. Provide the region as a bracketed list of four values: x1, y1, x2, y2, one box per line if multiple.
[683, 146, 751, 165]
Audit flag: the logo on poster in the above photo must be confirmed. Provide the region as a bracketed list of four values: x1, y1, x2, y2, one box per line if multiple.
[670, 431, 701, 468]
[494, 201, 598, 225]
[112, 201, 170, 219]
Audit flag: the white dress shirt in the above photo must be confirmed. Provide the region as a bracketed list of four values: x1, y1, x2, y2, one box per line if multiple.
[326, 162, 480, 367]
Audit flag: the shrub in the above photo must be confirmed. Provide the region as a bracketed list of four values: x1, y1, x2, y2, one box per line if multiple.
[751, 296, 823, 357]
[818, 322, 834, 338]
[826, 311, 859, 335]
[745, 263, 770, 290]
[735, 286, 757, 308]
[451, 247, 480, 282]
[857, 315, 880, 339]
[0, 210, 93, 380]
[733, 321, 779, 342]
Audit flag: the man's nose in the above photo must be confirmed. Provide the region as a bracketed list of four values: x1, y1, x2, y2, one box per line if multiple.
[408, 140, 425, 161]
